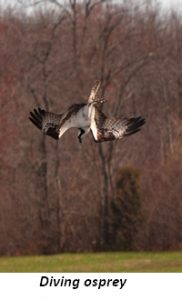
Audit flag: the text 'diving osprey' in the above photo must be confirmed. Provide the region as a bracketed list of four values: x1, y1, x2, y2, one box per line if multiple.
[29, 81, 145, 143]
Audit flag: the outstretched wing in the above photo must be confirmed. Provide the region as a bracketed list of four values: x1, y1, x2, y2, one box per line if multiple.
[29, 108, 62, 140]
[90, 107, 145, 143]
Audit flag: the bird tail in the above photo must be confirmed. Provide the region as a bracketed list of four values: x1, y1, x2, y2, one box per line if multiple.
[124, 116, 145, 136]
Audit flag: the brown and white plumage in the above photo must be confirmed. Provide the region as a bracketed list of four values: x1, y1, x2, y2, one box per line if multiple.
[29, 108, 62, 140]
[29, 103, 90, 142]
[88, 80, 101, 104]
[29, 81, 145, 143]
[29, 81, 101, 142]
[89, 105, 145, 142]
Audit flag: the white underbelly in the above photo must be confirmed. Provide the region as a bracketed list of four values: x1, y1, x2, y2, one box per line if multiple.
[71, 106, 90, 128]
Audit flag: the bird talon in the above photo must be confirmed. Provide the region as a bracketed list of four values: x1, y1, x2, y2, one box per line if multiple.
[78, 137, 82, 143]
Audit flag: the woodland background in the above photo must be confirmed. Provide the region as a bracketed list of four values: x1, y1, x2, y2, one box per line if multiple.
[0, 0, 181, 255]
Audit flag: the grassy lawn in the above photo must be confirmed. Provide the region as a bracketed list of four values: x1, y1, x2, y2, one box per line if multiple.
[0, 252, 181, 272]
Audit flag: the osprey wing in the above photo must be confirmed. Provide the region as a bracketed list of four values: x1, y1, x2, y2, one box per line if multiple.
[29, 108, 62, 140]
[90, 107, 145, 143]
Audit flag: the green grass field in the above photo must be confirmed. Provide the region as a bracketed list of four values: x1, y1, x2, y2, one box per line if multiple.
[0, 252, 181, 272]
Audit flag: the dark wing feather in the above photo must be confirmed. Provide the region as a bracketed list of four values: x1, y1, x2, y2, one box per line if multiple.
[123, 117, 146, 137]
[29, 107, 62, 140]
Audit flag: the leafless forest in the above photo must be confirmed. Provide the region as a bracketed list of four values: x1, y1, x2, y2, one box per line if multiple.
[0, 0, 181, 255]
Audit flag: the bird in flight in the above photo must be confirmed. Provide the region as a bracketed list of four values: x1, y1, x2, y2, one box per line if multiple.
[29, 81, 145, 143]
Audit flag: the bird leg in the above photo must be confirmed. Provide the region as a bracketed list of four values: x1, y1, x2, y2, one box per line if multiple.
[78, 128, 85, 143]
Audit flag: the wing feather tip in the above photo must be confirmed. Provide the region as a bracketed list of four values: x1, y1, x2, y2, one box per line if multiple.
[124, 116, 145, 137]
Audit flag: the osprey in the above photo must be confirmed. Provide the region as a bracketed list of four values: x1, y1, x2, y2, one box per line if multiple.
[29, 82, 145, 143]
